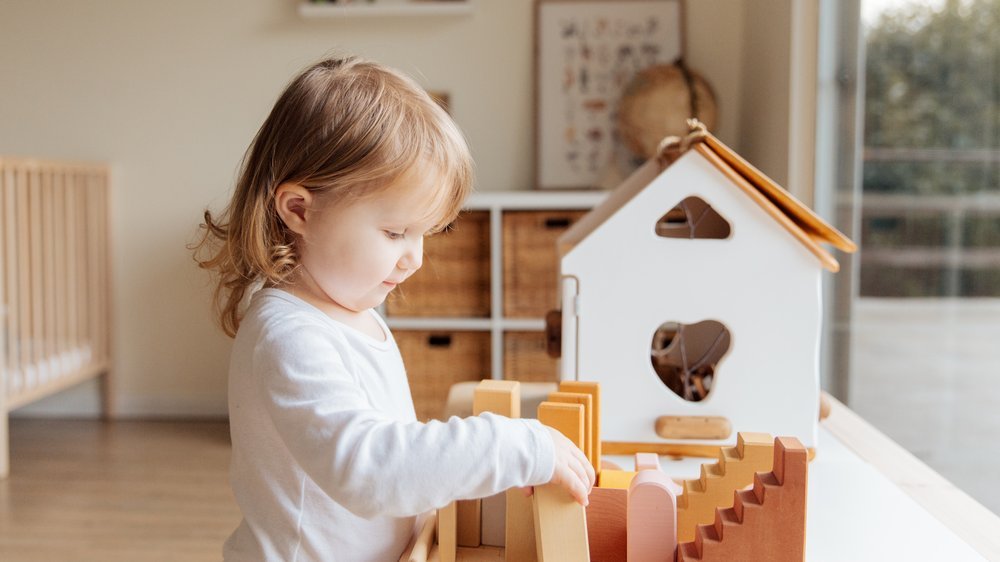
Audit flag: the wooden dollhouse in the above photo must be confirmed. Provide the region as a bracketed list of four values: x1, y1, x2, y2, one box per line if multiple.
[556, 120, 856, 451]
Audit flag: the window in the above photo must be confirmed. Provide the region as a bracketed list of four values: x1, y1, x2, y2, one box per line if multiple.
[821, 0, 1000, 515]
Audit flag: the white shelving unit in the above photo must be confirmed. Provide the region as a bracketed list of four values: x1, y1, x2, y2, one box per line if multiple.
[384, 190, 607, 380]
[298, 1, 474, 18]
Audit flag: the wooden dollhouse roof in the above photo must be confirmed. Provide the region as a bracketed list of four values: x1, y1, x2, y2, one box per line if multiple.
[558, 121, 858, 272]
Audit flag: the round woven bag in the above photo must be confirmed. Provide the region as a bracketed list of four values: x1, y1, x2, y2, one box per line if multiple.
[617, 61, 718, 159]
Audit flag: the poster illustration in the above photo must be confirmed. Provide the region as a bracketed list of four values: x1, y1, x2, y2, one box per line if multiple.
[535, 0, 684, 189]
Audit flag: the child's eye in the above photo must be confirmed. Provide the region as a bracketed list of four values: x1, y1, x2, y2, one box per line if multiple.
[384, 230, 405, 240]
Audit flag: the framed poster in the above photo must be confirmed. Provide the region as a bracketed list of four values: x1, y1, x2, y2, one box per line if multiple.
[534, 0, 685, 189]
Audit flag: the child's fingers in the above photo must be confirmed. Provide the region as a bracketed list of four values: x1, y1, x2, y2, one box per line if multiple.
[582, 452, 596, 486]
[567, 455, 591, 494]
[562, 457, 592, 505]
[568, 469, 590, 505]
[568, 446, 594, 490]
[520, 486, 534, 498]
[573, 446, 595, 486]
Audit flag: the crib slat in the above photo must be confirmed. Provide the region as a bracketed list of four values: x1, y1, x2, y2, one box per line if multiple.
[1, 164, 9, 383]
[53, 169, 66, 359]
[1, 164, 9, 385]
[17, 166, 32, 391]
[95, 172, 107, 362]
[30, 167, 45, 377]
[65, 173, 78, 355]
[0, 163, 6, 380]
[95, 174, 105, 364]
[99, 169, 114, 417]
[87, 173, 99, 366]
[2, 164, 18, 396]
[77, 172, 88, 354]
[0, 161, 8, 478]
[42, 167, 57, 372]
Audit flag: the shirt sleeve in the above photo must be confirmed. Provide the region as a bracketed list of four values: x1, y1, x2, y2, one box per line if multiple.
[253, 323, 556, 519]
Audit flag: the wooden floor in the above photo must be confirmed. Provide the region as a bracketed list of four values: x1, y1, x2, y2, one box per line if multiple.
[0, 419, 240, 562]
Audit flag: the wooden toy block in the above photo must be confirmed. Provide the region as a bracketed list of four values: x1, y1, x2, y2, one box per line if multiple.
[533, 485, 591, 562]
[633, 453, 683, 496]
[598, 469, 638, 490]
[655, 415, 732, 441]
[634, 452, 659, 472]
[677, 437, 808, 562]
[547, 391, 593, 462]
[505, 488, 538, 562]
[603, 441, 724, 459]
[469, 379, 538, 560]
[676, 432, 774, 543]
[481, 493, 505, 546]
[627, 470, 678, 562]
[558, 381, 601, 477]
[460, 380, 521, 548]
[537, 401, 586, 449]
[456, 500, 481, 547]
[400, 510, 438, 562]
[443, 381, 556, 419]
[586, 486, 627, 562]
[819, 392, 831, 421]
[534, 401, 590, 561]
[474, 379, 522, 418]
[437, 501, 457, 562]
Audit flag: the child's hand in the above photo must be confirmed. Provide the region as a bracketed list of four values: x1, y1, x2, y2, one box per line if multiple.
[521, 427, 596, 506]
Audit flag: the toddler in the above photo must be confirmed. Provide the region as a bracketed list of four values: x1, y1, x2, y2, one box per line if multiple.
[193, 56, 594, 561]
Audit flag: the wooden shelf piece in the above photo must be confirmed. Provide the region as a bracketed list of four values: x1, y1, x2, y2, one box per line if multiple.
[298, 1, 474, 18]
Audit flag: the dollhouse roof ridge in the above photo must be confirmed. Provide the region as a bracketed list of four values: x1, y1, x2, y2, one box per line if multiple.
[558, 128, 857, 272]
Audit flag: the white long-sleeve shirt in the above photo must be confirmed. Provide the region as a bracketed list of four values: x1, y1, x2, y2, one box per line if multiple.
[223, 288, 556, 562]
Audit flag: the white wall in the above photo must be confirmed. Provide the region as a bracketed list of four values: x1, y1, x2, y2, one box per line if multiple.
[0, 0, 811, 418]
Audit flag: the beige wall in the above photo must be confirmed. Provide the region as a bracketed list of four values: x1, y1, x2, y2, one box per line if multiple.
[1, 0, 810, 417]
[739, 0, 819, 205]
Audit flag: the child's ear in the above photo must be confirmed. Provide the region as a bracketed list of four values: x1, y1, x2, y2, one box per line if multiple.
[275, 183, 313, 235]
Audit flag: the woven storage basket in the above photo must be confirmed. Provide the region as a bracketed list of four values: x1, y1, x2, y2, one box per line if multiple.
[396, 330, 491, 421]
[503, 210, 587, 318]
[503, 331, 559, 382]
[386, 211, 490, 317]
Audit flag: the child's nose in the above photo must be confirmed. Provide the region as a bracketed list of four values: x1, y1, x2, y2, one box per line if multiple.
[398, 237, 423, 271]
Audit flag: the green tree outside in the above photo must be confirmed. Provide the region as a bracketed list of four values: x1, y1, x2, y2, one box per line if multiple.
[860, 0, 1000, 296]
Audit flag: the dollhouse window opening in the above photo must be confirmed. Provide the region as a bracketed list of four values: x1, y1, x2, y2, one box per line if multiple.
[650, 320, 731, 402]
[655, 195, 732, 239]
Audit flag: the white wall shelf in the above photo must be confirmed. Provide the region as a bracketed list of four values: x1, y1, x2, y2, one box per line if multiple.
[298, 1, 474, 18]
[385, 317, 492, 331]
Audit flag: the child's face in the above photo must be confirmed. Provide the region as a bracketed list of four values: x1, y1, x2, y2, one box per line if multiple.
[296, 163, 445, 315]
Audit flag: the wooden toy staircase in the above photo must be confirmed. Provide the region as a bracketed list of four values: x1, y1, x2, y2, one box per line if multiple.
[677, 437, 808, 562]
[676, 432, 774, 543]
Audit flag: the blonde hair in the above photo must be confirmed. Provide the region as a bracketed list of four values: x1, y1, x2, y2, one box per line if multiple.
[192, 56, 474, 337]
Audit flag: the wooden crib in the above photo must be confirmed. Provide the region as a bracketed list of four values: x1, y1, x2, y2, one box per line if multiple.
[0, 158, 113, 478]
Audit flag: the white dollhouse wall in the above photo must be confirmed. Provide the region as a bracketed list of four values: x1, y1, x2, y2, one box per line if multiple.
[559, 149, 821, 448]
